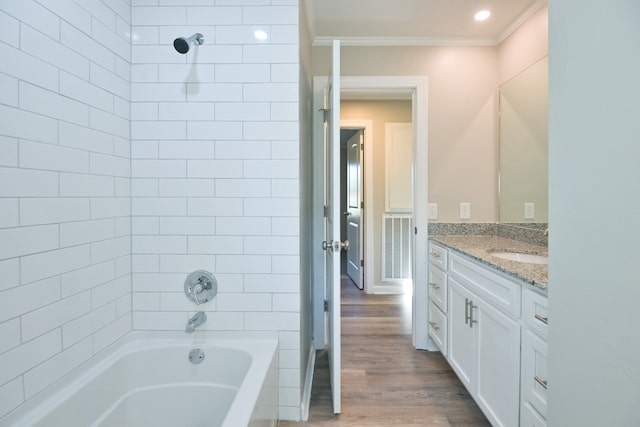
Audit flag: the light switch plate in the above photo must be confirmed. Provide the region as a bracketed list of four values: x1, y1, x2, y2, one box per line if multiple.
[428, 203, 438, 220]
[524, 202, 535, 219]
[459, 202, 471, 219]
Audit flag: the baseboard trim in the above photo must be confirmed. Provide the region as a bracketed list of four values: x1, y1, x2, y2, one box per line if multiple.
[371, 283, 405, 294]
[300, 341, 316, 421]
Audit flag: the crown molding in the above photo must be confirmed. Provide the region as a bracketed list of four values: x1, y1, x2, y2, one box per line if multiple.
[312, 36, 499, 47]
[496, 0, 547, 44]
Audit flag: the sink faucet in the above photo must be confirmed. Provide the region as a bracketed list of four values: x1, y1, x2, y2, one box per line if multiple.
[186, 311, 207, 333]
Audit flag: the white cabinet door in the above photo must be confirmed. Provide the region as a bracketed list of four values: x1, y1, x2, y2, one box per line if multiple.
[521, 329, 548, 419]
[521, 402, 546, 427]
[447, 277, 476, 392]
[475, 295, 521, 427]
[428, 263, 447, 312]
[428, 300, 447, 355]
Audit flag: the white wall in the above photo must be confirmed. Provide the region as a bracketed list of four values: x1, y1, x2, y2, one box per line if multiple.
[129, 1, 301, 420]
[315, 45, 499, 223]
[547, 1, 640, 425]
[0, 0, 132, 419]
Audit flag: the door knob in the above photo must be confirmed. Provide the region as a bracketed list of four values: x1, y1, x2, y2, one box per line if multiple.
[331, 240, 349, 251]
[321, 240, 350, 251]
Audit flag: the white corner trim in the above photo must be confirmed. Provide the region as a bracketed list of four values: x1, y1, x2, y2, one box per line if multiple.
[303, 0, 316, 43]
[300, 341, 317, 421]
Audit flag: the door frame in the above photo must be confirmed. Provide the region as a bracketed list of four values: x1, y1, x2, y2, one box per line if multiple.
[341, 120, 373, 293]
[313, 75, 436, 351]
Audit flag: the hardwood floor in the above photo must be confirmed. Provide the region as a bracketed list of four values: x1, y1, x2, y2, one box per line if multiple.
[278, 270, 491, 427]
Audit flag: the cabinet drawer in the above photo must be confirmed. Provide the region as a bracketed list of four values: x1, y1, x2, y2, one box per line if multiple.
[428, 300, 447, 356]
[428, 264, 447, 312]
[428, 242, 448, 270]
[521, 329, 548, 419]
[449, 252, 521, 317]
[520, 402, 546, 427]
[523, 288, 549, 339]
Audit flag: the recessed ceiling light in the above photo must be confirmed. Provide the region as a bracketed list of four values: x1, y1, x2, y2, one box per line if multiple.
[474, 10, 491, 21]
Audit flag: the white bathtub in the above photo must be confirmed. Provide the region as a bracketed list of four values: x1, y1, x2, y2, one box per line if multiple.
[0, 332, 279, 427]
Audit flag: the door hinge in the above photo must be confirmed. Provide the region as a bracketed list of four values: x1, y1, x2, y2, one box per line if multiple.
[360, 259, 364, 267]
[323, 205, 328, 217]
[319, 108, 328, 123]
[324, 299, 329, 312]
[414, 226, 418, 235]
[360, 143, 364, 151]
[360, 201, 364, 209]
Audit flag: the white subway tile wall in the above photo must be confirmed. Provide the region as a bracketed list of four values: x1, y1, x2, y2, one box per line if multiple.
[130, 1, 301, 420]
[1, 0, 302, 422]
[0, 0, 132, 420]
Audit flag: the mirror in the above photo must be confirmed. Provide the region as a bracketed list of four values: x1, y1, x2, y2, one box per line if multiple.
[498, 56, 548, 225]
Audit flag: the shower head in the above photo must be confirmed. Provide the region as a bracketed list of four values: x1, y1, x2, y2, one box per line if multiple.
[173, 33, 204, 54]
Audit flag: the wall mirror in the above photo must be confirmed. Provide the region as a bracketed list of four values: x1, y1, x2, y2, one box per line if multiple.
[498, 56, 548, 225]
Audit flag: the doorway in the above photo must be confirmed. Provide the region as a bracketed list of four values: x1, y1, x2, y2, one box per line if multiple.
[340, 127, 364, 290]
[312, 75, 434, 352]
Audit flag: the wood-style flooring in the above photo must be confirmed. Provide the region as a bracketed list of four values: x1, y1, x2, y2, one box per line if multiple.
[277, 268, 491, 427]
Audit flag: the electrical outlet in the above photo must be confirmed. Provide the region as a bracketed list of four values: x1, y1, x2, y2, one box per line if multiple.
[428, 203, 438, 220]
[459, 202, 471, 219]
[524, 202, 535, 219]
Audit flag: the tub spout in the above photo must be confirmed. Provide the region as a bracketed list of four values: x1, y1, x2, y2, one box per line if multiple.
[186, 311, 207, 333]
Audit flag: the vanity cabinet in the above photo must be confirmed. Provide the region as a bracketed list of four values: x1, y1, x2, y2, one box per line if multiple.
[428, 241, 549, 427]
[428, 242, 448, 355]
[520, 288, 549, 425]
[448, 264, 521, 427]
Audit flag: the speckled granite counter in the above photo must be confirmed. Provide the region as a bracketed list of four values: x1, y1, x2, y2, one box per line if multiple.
[430, 235, 548, 291]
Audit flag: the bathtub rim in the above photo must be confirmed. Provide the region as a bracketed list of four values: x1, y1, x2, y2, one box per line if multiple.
[0, 331, 279, 427]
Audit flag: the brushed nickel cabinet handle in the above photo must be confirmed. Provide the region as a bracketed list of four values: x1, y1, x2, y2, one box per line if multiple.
[469, 303, 478, 327]
[429, 252, 441, 258]
[534, 314, 549, 325]
[534, 376, 548, 390]
[428, 321, 440, 331]
[464, 298, 470, 325]
[429, 282, 440, 289]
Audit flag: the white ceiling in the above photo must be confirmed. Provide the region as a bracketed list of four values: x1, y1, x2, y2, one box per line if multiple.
[305, 0, 546, 46]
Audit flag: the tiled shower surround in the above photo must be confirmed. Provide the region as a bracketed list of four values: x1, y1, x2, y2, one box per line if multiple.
[130, 1, 302, 420]
[0, 0, 132, 419]
[0, 0, 304, 421]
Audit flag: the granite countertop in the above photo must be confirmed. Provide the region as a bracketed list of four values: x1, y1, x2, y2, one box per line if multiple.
[430, 235, 548, 291]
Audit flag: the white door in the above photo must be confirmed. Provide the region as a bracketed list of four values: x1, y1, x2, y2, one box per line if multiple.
[346, 130, 363, 289]
[323, 39, 341, 414]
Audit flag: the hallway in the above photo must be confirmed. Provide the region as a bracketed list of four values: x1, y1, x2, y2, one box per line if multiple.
[278, 272, 490, 426]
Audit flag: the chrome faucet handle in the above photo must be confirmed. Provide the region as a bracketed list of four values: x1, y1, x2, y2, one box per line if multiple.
[184, 271, 217, 305]
[191, 279, 204, 304]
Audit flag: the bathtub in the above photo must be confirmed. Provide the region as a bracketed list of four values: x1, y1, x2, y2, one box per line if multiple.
[0, 332, 279, 427]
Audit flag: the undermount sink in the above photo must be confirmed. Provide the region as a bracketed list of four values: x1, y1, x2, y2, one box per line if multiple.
[490, 251, 548, 264]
